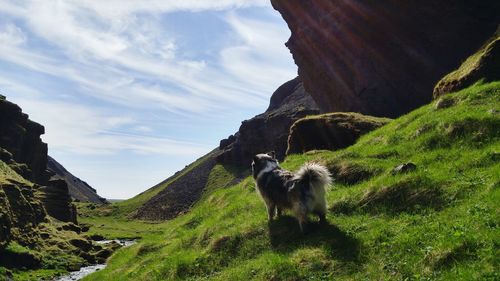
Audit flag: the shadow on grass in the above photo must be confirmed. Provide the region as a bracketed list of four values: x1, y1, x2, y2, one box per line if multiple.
[267, 216, 361, 263]
[221, 164, 251, 187]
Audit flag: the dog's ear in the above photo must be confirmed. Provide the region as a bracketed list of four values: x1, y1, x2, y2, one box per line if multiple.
[267, 151, 276, 159]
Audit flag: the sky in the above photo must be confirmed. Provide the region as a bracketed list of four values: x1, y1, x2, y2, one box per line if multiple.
[0, 0, 297, 199]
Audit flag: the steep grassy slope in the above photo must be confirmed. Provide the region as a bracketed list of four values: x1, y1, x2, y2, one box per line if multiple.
[84, 82, 499, 280]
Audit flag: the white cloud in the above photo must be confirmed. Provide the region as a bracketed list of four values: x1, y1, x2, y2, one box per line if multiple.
[0, 0, 295, 114]
[0, 0, 297, 198]
[13, 96, 212, 156]
[0, 23, 26, 45]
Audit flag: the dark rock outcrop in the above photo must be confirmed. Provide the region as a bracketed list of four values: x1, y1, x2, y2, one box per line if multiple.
[434, 34, 500, 98]
[133, 151, 218, 221]
[271, 0, 500, 117]
[0, 98, 76, 225]
[287, 112, 391, 155]
[47, 156, 106, 204]
[0, 99, 49, 183]
[35, 179, 77, 223]
[217, 77, 319, 166]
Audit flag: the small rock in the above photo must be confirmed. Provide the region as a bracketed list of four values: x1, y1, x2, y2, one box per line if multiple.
[392, 163, 417, 174]
[69, 238, 92, 252]
[61, 222, 81, 234]
[79, 224, 90, 232]
[488, 109, 499, 115]
[435, 98, 455, 109]
[89, 234, 105, 241]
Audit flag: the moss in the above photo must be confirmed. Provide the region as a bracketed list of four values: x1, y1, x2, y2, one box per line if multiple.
[434, 34, 500, 97]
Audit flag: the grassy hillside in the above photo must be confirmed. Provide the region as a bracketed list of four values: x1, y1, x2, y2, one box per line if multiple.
[112, 152, 215, 217]
[81, 81, 499, 280]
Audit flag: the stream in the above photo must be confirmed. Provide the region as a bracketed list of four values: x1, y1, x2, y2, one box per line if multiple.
[52, 240, 136, 281]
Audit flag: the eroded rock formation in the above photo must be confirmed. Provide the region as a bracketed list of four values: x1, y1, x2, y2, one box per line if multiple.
[0, 99, 49, 183]
[271, 0, 500, 117]
[0, 98, 76, 224]
[217, 77, 319, 166]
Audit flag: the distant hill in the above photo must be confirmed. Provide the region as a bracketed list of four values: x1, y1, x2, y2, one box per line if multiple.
[47, 156, 106, 204]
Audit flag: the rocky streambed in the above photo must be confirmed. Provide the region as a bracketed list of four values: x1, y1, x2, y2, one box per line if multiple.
[53, 240, 136, 281]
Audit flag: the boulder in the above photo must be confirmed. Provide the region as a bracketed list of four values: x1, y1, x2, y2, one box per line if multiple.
[287, 112, 391, 154]
[392, 163, 417, 175]
[271, 0, 500, 117]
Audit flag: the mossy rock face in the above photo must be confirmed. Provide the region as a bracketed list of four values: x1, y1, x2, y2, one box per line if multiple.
[0, 190, 12, 250]
[434, 35, 500, 98]
[287, 112, 391, 155]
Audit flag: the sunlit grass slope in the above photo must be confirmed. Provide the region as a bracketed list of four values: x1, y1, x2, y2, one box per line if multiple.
[84, 82, 499, 280]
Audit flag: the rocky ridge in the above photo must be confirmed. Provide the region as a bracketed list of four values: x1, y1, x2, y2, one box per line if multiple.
[47, 156, 106, 204]
[217, 77, 320, 166]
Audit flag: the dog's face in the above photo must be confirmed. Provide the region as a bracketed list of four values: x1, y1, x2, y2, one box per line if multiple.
[252, 152, 278, 179]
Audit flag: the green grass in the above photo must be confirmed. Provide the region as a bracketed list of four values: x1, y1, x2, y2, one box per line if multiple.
[0, 161, 32, 185]
[81, 81, 500, 280]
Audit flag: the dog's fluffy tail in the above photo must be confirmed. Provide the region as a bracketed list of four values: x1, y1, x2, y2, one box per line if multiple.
[294, 162, 332, 191]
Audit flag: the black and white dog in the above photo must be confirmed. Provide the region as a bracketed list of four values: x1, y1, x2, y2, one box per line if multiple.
[252, 152, 332, 232]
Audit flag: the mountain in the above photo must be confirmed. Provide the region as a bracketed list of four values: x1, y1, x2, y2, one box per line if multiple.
[271, 0, 500, 117]
[47, 156, 106, 204]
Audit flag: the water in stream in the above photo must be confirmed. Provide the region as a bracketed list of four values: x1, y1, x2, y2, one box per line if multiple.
[52, 240, 136, 281]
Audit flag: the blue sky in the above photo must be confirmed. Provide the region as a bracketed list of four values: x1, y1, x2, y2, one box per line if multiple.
[0, 0, 297, 199]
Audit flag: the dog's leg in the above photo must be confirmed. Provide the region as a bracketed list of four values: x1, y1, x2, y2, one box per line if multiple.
[316, 204, 328, 224]
[315, 211, 327, 224]
[266, 203, 276, 221]
[277, 207, 283, 218]
[293, 202, 308, 233]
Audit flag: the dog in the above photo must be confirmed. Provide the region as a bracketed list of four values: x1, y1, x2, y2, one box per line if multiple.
[252, 151, 332, 232]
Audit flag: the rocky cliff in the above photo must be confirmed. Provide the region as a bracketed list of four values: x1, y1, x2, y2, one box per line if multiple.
[271, 0, 500, 117]
[0, 98, 76, 223]
[0, 99, 49, 184]
[217, 77, 319, 166]
[47, 156, 106, 204]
